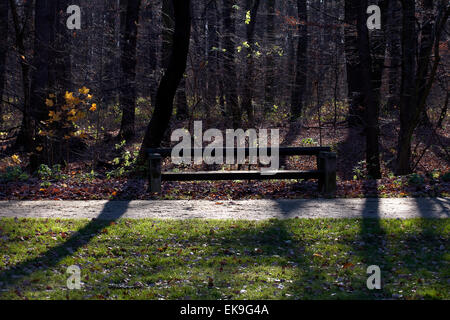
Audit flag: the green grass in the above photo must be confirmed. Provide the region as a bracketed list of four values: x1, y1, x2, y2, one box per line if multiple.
[0, 218, 448, 300]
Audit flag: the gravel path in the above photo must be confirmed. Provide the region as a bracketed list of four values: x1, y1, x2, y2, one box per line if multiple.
[0, 198, 448, 220]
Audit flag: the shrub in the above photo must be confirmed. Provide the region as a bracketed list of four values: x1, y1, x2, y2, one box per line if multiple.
[0, 166, 28, 182]
[37, 164, 68, 181]
[442, 172, 450, 182]
[352, 160, 368, 180]
[37, 164, 53, 180]
[408, 173, 425, 185]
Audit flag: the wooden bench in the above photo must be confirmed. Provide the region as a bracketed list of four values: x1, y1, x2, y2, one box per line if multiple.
[147, 147, 336, 194]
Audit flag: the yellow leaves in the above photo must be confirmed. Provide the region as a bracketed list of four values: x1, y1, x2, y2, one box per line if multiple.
[64, 91, 81, 105]
[36, 146, 43, 152]
[68, 110, 85, 122]
[45, 99, 54, 107]
[12, 154, 21, 164]
[39, 129, 55, 137]
[65, 91, 74, 101]
[41, 89, 96, 141]
[48, 110, 62, 122]
[77, 111, 86, 120]
[78, 86, 90, 95]
[78, 132, 88, 139]
[245, 10, 251, 24]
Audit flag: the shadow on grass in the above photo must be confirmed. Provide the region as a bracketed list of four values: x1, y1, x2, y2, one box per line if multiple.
[357, 179, 392, 299]
[0, 196, 131, 291]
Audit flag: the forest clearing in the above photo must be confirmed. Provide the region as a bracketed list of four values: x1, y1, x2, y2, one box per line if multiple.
[0, 0, 448, 304]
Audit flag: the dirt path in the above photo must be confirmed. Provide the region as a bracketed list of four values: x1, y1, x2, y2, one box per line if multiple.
[0, 198, 448, 220]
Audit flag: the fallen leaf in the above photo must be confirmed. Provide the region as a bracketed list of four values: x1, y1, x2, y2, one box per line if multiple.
[342, 262, 354, 269]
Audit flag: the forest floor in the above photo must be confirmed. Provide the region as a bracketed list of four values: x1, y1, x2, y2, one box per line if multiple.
[0, 118, 449, 200]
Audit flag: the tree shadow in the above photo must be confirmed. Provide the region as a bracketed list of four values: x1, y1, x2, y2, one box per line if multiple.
[402, 198, 449, 298]
[0, 189, 133, 291]
[205, 219, 308, 299]
[356, 179, 392, 299]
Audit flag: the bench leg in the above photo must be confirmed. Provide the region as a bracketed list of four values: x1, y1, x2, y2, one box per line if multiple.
[318, 152, 337, 194]
[148, 153, 162, 193]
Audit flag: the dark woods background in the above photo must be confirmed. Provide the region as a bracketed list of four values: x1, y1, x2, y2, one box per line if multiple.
[0, 0, 448, 184]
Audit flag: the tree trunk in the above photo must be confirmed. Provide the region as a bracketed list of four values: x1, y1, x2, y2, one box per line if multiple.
[28, 0, 73, 165]
[161, 0, 175, 70]
[386, 0, 401, 111]
[396, 0, 416, 175]
[146, 1, 159, 108]
[344, 0, 365, 127]
[30, 0, 57, 123]
[103, 0, 120, 106]
[119, 0, 141, 140]
[138, 0, 191, 164]
[0, 0, 8, 126]
[356, 0, 386, 179]
[290, 0, 308, 120]
[222, 0, 240, 128]
[13, 0, 41, 150]
[416, 0, 434, 127]
[263, 0, 275, 115]
[242, 0, 261, 125]
[205, 1, 219, 113]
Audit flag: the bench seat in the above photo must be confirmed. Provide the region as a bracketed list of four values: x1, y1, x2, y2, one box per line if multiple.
[161, 170, 321, 181]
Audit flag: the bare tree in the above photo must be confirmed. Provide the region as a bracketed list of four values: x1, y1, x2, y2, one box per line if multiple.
[290, 0, 308, 120]
[242, 0, 261, 125]
[396, 0, 449, 174]
[138, 0, 191, 163]
[119, 0, 142, 140]
[356, 0, 387, 179]
[11, 0, 35, 150]
[344, 0, 364, 127]
[264, 0, 275, 115]
[0, 0, 8, 125]
[222, 0, 241, 128]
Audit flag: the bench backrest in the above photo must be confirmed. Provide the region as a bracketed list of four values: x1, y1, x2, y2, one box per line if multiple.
[148, 146, 331, 158]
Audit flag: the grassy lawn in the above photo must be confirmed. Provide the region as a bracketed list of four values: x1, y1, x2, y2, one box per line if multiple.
[0, 218, 448, 300]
